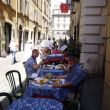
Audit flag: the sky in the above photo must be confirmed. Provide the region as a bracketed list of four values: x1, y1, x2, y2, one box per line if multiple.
[51, 0, 66, 9]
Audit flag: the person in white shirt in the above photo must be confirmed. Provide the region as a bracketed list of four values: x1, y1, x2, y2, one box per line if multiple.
[9, 41, 18, 64]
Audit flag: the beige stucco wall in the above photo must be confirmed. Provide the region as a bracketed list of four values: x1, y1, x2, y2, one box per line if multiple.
[0, 0, 51, 54]
[80, 0, 106, 74]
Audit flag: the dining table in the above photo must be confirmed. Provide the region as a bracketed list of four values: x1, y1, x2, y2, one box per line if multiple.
[37, 69, 65, 77]
[7, 97, 63, 110]
[46, 54, 64, 59]
[43, 54, 64, 64]
[24, 80, 70, 102]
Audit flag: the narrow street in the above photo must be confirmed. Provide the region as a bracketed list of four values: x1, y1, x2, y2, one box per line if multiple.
[0, 0, 110, 110]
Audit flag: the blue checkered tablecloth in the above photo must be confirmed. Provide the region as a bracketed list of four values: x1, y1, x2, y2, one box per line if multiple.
[8, 98, 63, 110]
[46, 54, 64, 59]
[38, 69, 65, 77]
[24, 83, 69, 101]
[43, 54, 64, 64]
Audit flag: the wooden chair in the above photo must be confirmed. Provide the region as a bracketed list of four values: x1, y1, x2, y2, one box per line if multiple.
[5, 70, 24, 99]
[0, 92, 13, 110]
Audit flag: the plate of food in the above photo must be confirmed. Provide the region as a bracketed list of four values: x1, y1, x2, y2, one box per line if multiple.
[51, 79, 65, 84]
[51, 79, 62, 84]
[55, 64, 66, 70]
[34, 78, 49, 85]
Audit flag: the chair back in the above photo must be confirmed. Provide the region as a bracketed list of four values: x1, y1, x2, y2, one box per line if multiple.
[23, 62, 35, 88]
[22, 62, 30, 88]
[0, 92, 13, 110]
[5, 70, 23, 93]
[74, 80, 85, 100]
[63, 99, 80, 110]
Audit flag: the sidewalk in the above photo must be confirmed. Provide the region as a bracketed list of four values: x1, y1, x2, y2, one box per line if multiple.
[80, 74, 104, 110]
[0, 51, 26, 93]
[0, 51, 25, 66]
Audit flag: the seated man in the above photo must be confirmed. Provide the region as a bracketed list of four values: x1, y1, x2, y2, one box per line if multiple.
[52, 54, 87, 89]
[25, 49, 42, 77]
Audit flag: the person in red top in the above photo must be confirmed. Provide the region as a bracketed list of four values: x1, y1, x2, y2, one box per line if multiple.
[51, 45, 61, 54]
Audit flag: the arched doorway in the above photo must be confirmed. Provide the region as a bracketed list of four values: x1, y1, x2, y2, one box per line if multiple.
[18, 25, 23, 51]
[4, 22, 12, 54]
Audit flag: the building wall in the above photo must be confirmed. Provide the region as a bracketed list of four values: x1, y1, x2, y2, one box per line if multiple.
[79, 0, 106, 74]
[52, 5, 70, 39]
[42, 0, 51, 40]
[69, 0, 81, 45]
[0, 0, 17, 54]
[103, 0, 110, 110]
[69, 0, 110, 109]
[0, 0, 51, 55]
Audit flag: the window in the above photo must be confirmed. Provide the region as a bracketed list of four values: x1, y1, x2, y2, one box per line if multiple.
[44, 2, 46, 15]
[57, 24, 60, 28]
[24, 0, 29, 16]
[38, 31, 41, 40]
[63, 16, 66, 21]
[58, 18, 60, 22]
[33, 0, 36, 3]
[34, 10, 36, 21]
[54, 10, 59, 14]
[20, 0, 23, 13]
[57, 32, 60, 34]
[24, 31, 28, 43]
[63, 24, 66, 28]
[63, 32, 65, 34]
[25, 0, 27, 12]
[36, 0, 38, 5]
[5, 0, 11, 5]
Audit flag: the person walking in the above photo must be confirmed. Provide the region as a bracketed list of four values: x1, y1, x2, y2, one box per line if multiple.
[9, 41, 18, 64]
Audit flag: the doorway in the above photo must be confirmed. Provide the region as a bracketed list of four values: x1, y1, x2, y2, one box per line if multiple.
[4, 22, 12, 54]
[18, 25, 23, 51]
[38, 31, 41, 40]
